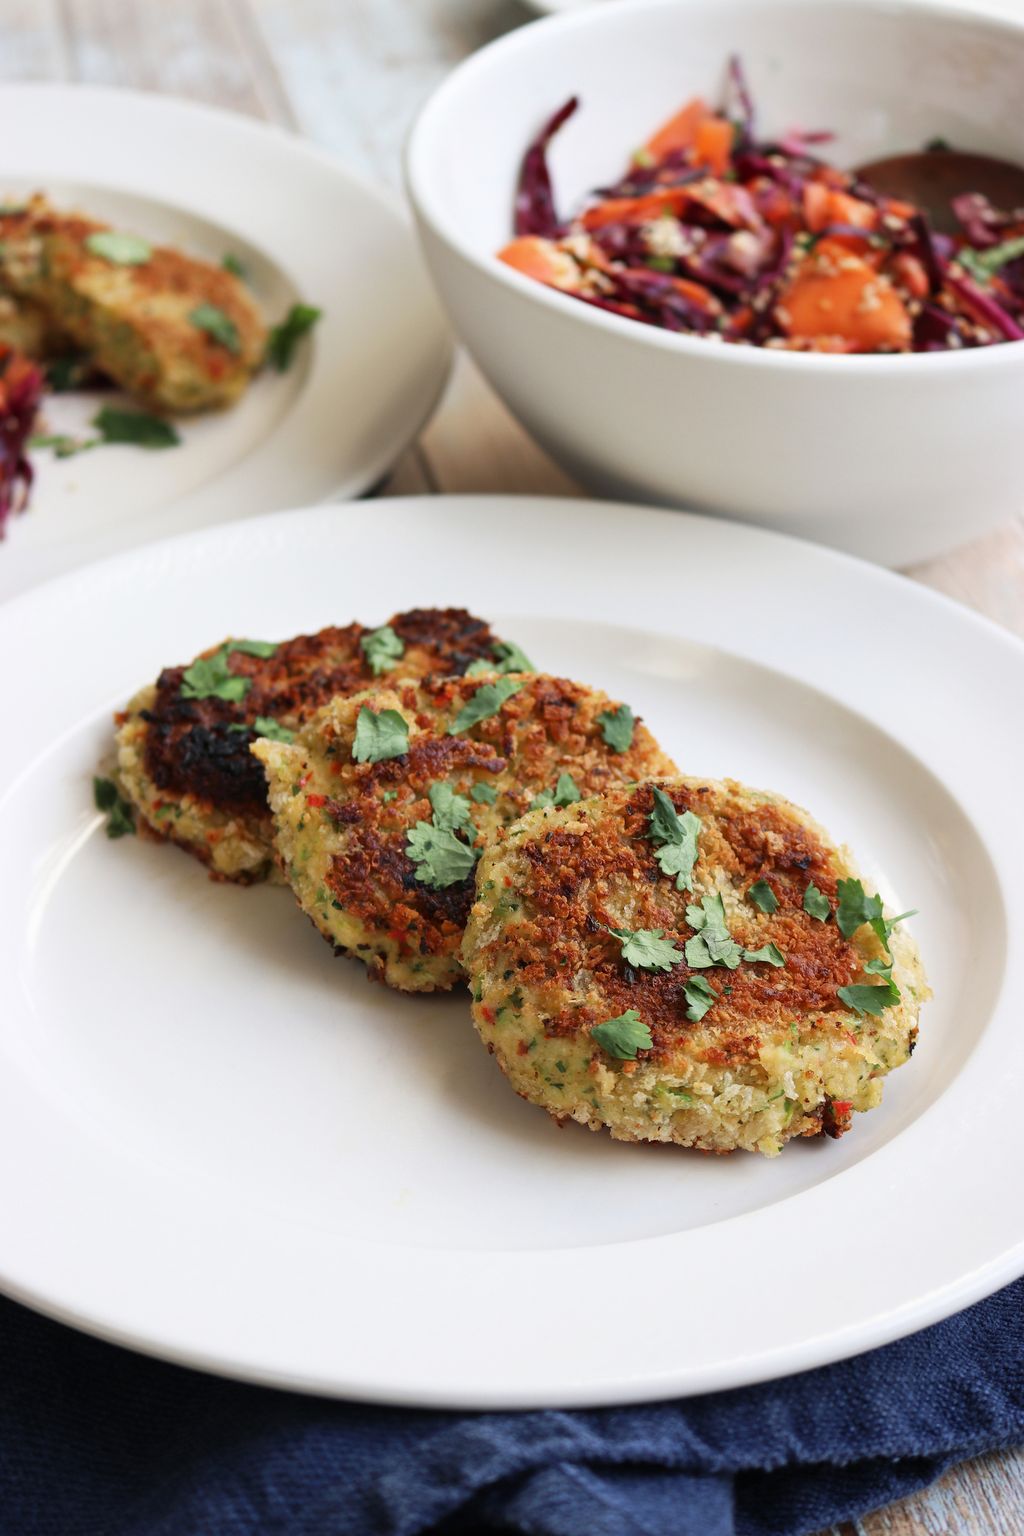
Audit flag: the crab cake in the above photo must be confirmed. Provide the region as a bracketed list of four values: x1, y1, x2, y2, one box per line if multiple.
[116, 609, 509, 883]
[462, 778, 926, 1157]
[0, 194, 265, 413]
[252, 674, 677, 992]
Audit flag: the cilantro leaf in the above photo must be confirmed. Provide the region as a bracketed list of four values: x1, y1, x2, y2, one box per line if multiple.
[230, 638, 278, 658]
[266, 303, 321, 371]
[30, 432, 99, 459]
[530, 771, 582, 811]
[428, 781, 473, 831]
[647, 786, 701, 892]
[93, 776, 135, 838]
[352, 706, 409, 764]
[93, 407, 180, 449]
[837, 977, 901, 1017]
[803, 882, 831, 921]
[491, 639, 535, 674]
[406, 821, 478, 888]
[590, 1009, 652, 1059]
[449, 677, 524, 734]
[683, 975, 718, 1022]
[743, 942, 785, 967]
[189, 303, 241, 354]
[180, 646, 250, 702]
[229, 715, 294, 743]
[747, 880, 778, 915]
[361, 624, 405, 677]
[958, 235, 1024, 284]
[597, 704, 635, 753]
[222, 252, 246, 278]
[608, 926, 684, 972]
[44, 353, 91, 392]
[85, 230, 152, 265]
[684, 891, 743, 969]
[836, 878, 883, 940]
[471, 782, 497, 805]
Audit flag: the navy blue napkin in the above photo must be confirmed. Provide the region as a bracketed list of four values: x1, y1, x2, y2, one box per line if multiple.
[1, 1280, 1022, 1536]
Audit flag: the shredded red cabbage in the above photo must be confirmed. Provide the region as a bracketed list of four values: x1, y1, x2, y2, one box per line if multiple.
[0, 347, 43, 538]
[513, 96, 579, 239]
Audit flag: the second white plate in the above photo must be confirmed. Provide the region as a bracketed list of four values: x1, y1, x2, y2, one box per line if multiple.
[1, 495, 1022, 1407]
[0, 86, 450, 599]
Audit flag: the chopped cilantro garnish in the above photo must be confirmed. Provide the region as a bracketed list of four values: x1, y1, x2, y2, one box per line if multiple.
[743, 942, 785, 967]
[608, 926, 683, 972]
[428, 781, 473, 831]
[361, 623, 405, 677]
[959, 235, 1024, 285]
[530, 771, 582, 811]
[180, 645, 250, 701]
[590, 1009, 652, 1060]
[85, 231, 152, 265]
[837, 976, 901, 1016]
[29, 432, 98, 459]
[406, 820, 478, 888]
[189, 303, 241, 354]
[222, 252, 246, 278]
[470, 782, 498, 805]
[466, 640, 535, 678]
[835, 878, 915, 953]
[803, 882, 831, 921]
[647, 786, 701, 892]
[382, 790, 398, 803]
[597, 704, 635, 753]
[685, 891, 744, 970]
[747, 880, 778, 915]
[44, 353, 91, 392]
[352, 706, 409, 764]
[266, 303, 321, 371]
[449, 677, 524, 734]
[93, 776, 135, 838]
[93, 407, 180, 449]
[683, 974, 718, 1022]
[233, 639, 278, 658]
[228, 715, 294, 743]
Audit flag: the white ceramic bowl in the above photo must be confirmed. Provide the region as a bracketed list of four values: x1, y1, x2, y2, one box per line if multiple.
[406, 0, 1024, 565]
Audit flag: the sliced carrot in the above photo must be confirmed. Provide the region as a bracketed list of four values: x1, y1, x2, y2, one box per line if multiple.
[673, 275, 723, 315]
[643, 96, 709, 162]
[580, 188, 693, 230]
[890, 251, 929, 300]
[498, 236, 581, 289]
[777, 246, 911, 351]
[693, 116, 734, 177]
[802, 183, 878, 234]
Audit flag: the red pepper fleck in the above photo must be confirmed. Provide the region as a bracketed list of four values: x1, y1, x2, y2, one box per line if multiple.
[480, 1005, 497, 1025]
[306, 793, 326, 808]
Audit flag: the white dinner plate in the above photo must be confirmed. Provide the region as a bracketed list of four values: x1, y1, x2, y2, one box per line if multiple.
[1, 494, 1022, 1408]
[0, 86, 450, 600]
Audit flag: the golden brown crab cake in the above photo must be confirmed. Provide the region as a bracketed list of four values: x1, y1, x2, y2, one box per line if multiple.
[0, 193, 265, 413]
[252, 673, 677, 992]
[462, 778, 927, 1157]
[115, 609, 512, 883]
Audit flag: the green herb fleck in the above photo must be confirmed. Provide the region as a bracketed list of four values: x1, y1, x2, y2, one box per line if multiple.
[597, 704, 635, 753]
[231, 638, 278, 658]
[467, 638, 536, 678]
[647, 785, 701, 892]
[266, 303, 321, 370]
[93, 776, 136, 838]
[229, 715, 294, 743]
[406, 820, 478, 888]
[803, 882, 831, 921]
[44, 353, 91, 392]
[222, 252, 246, 278]
[428, 781, 474, 831]
[590, 1009, 652, 1060]
[646, 256, 676, 273]
[959, 236, 1024, 285]
[180, 645, 250, 702]
[835, 877, 915, 953]
[352, 706, 409, 764]
[471, 782, 498, 805]
[360, 623, 405, 677]
[190, 302, 241, 354]
[747, 880, 778, 915]
[837, 975, 901, 1016]
[382, 790, 398, 804]
[449, 677, 524, 734]
[530, 771, 582, 811]
[608, 926, 684, 972]
[743, 942, 785, 967]
[85, 230, 152, 265]
[683, 974, 718, 1022]
[29, 432, 99, 459]
[94, 407, 180, 449]
[685, 891, 744, 970]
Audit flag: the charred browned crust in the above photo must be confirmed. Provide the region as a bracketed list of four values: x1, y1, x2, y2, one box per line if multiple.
[138, 609, 504, 818]
[493, 781, 863, 1060]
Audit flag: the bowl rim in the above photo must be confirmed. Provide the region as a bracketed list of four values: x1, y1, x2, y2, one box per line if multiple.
[405, 0, 1024, 376]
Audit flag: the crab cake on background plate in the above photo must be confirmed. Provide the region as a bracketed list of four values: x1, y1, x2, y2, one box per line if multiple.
[252, 673, 676, 992]
[116, 609, 511, 883]
[462, 778, 927, 1157]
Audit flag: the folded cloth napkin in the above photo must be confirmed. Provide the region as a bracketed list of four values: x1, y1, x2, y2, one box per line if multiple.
[2, 1280, 1022, 1536]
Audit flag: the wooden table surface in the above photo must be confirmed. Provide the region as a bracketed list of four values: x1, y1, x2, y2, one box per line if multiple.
[2, 2, 1021, 1531]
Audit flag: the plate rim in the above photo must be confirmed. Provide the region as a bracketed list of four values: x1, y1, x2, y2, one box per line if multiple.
[2, 493, 1022, 1409]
